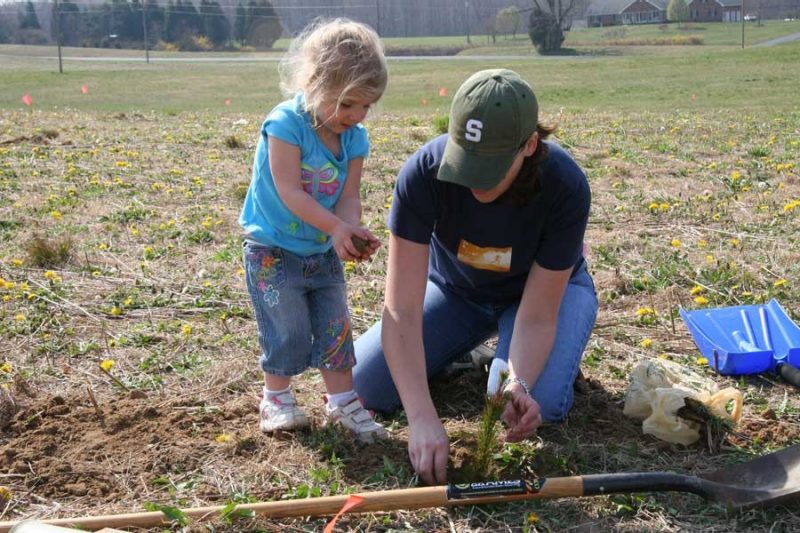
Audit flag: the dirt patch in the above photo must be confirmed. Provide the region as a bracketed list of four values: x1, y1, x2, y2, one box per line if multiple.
[0, 388, 407, 510]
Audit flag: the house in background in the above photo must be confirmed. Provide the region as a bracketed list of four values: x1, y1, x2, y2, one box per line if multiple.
[687, 0, 742, 22]
[587, 0, 668, 27]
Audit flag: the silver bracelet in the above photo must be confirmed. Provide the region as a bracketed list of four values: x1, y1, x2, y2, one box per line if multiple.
[503, 376, 531, 396]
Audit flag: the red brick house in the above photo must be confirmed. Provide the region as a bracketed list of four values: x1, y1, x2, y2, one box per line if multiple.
[588, 0, 668, 27]
[687, 0, 742, 21]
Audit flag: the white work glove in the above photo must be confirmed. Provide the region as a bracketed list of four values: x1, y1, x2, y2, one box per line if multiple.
[486, 357, 510, 396]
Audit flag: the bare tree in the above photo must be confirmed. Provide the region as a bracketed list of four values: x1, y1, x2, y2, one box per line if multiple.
[527, 0, 586, 53]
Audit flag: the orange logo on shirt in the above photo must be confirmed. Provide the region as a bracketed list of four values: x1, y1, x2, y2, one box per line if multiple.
[457, 239, 512, 272]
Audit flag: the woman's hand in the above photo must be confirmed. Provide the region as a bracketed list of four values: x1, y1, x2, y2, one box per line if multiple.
[501, 382, 543, 442]
[407, 414, 449, 486]
[331, 222, 380, 262]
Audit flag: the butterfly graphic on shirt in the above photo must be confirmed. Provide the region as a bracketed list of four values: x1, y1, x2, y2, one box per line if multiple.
[300, 162, 340, 197]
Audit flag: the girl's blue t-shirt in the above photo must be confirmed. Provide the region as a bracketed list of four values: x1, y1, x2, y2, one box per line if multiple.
[388, 134, 590, 305]
[239, 93, 370, 255]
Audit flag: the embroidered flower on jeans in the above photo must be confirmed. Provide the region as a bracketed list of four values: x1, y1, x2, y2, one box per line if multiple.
[263, 285, 280, 307]
[256, 252, 281, 283]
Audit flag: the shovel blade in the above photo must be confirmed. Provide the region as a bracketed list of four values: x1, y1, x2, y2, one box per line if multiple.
[700, 444, 800, 507]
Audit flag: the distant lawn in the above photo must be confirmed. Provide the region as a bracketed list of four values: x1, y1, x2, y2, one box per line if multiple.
[1, 39, 799, 115]
[566, 20, 800, 46]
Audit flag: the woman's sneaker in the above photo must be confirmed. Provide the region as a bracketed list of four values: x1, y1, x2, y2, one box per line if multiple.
[326, 397, 387, 444]
[259, 390, 309, 432]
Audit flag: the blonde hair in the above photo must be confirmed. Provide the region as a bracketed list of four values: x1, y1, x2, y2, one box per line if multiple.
[280, 18, 388, 125]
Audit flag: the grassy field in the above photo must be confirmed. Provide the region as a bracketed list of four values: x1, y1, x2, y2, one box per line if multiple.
[1, 40, 799, 114]
[1, 36, 799, 532]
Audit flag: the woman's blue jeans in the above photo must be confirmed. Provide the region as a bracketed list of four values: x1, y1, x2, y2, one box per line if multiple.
[353, 262, 598, 422]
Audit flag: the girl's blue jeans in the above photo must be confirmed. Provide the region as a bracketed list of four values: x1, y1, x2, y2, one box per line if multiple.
[353, 262, 598, 422]
[243, 241, 356, 376]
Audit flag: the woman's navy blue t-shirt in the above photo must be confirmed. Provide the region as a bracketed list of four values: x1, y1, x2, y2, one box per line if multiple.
[388, 134, 590, 305]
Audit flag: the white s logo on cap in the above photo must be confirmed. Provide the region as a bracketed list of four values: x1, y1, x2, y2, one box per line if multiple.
[465, 119, 483, 142]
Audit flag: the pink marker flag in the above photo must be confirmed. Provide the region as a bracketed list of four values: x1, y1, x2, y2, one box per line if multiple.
[81, 84, 89, 94]
[224, 99, 232, 106]
[22, 93, 33, 106]
[323, 495, 364, 533]
[438, 87, 448, 97]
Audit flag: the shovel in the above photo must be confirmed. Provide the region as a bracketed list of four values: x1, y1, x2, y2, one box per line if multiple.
[0, 445, 798, 532]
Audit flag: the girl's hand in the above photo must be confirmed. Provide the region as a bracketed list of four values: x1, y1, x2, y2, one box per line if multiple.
[331, 223, 380, 262]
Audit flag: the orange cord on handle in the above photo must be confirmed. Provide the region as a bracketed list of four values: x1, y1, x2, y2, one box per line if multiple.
[323, 495, 365, 533]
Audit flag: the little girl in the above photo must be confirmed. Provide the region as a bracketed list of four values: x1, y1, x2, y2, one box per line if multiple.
[239, 18, 387, 443]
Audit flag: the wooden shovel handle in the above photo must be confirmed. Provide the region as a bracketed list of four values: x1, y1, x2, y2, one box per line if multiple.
[0, 478, 585, 532]
[0, 474, 710, 532]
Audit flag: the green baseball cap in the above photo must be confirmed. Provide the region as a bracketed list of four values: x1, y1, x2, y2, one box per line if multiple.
[437, 69, 538, 190]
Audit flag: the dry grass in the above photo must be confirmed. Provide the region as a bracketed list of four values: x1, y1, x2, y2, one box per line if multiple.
[0, 106, 799, 531]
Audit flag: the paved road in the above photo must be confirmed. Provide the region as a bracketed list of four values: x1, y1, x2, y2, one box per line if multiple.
[754, 31, 800, 46]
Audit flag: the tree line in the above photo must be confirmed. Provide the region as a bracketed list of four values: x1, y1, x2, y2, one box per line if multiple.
[0, 0, 283, 50]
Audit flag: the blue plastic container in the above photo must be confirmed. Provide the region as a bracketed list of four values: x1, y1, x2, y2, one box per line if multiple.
[680, 299, 800, 376]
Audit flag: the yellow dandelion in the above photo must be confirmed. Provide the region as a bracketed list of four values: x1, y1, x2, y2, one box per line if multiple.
[14, 313, 25, 322]
[215, 433, 232, 443]
[706, 254, 715, 263]
[123, 297, 134, 306]
[640, 338, 653, 349]
[50, 210, 62, 220]
[728, 238, 740, 247]
[181, 324, 193, 336]
[110, 306, 122, 316]
[696, 357, 708, 366]
[10, 258, 23, 267]
[694, 296, 709, 305]
[670, 239, 681, 248]
[730, 170, 741, 181]
[0, 362, 12, 373]
[659, 202, 670, 211]
[527, 512, 540, 524]
[344, 261, 357, 274]
[0, 486, 12, 504]
[690, 285, 705, 295]
[773, 279, 788, 288]
[636, 307, 655, 317]
[648, 202, 659, 211]
[100, 359, 116, 372]
[697, 239, 707, 248]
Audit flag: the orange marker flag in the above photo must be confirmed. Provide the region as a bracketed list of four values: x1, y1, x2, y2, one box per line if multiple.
[323, 495, 364, 533]
[224, 99, 232, 106]
[438, 87, 448, 97]
[22, 93, 33, 106]
[81, 84, 89, 94]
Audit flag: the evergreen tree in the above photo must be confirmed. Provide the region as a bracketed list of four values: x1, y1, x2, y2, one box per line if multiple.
[19, 1, 41, 30]
[200, 0, 229, 46]
[234, 0, 248, 44]
[51, 0, 83, 46]
[144, 0, 166, 44]
[246, 0, 282, 49]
